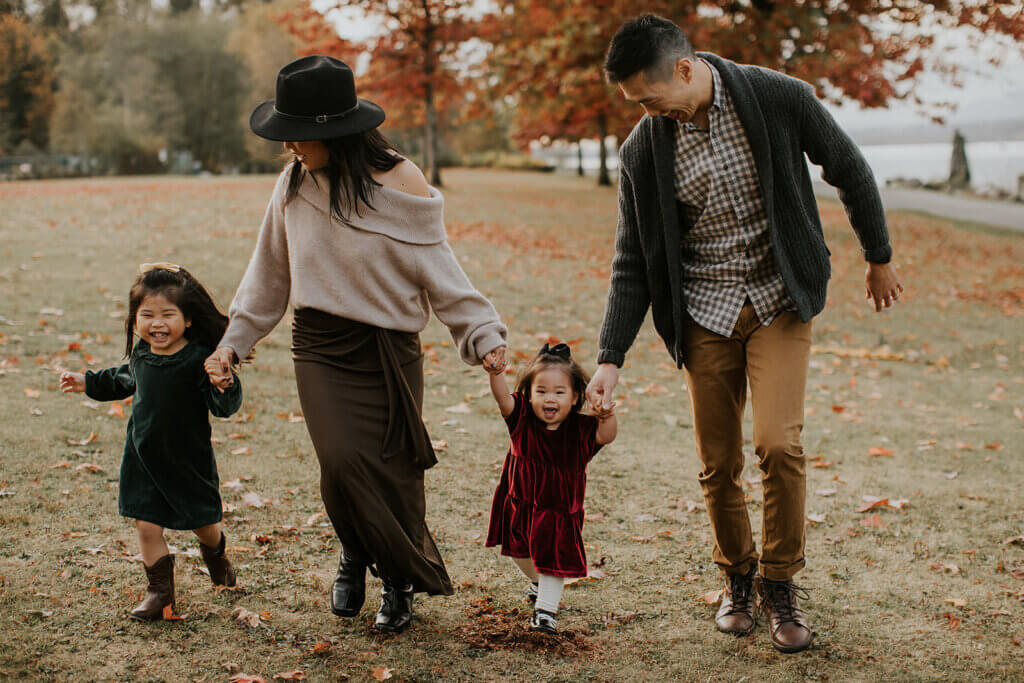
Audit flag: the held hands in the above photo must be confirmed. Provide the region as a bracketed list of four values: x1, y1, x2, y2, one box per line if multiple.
[865, 263, 904, 312]
[585, 363, 619, 414]
[204, 347, 236, 393]
[482, 346, 508, 376]
[59, 372, 86, 393]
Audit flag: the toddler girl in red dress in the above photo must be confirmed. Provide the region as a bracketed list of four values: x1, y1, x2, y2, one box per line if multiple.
[484, 343, 617, 633]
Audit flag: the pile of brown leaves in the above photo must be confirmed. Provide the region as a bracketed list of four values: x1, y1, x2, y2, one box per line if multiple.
[452, 597, 596, 657]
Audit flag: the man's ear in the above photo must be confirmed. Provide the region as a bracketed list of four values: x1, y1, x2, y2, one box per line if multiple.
[675, 57, 694, 83]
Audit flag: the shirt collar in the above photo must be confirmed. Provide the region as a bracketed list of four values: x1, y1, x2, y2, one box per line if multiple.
[705, 59, 725, 112]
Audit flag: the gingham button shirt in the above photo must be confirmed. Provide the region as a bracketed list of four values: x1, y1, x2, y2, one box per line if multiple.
[673, 61, 795, 337]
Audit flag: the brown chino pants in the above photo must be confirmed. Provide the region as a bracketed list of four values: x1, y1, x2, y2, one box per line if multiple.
[682, 304, 812, 581]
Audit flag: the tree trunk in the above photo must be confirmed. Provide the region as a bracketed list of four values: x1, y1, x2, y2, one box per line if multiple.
[424, 79, 441, 187]
[948, 129, 970, 190]
[577, 139, 584, 177]
[597, 114, 611, 187]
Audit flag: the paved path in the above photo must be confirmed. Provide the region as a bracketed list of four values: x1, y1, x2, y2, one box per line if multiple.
[813, 183, 1024, 233]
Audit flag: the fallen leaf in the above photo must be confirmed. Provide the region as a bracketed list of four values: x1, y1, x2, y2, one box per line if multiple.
[242, 492, 269, 508]
[831, 405, 845, 413]
[229, 675, 267, 683]
[305, 511, 326, 526]
[815, 488, 837, 497]
[868, 446, 894, 457]
[75, 463, 105, 474]
[24, 387, 40, 398]
[944, 597, 967, 608]
[107, 403, 125, 418]
[984, 442, 1004, 451]
[1013, 633, 1024, 647]
[231, 606, 262, 628]
[65, 431, 97, 446]
[309, 641, 332, 654]
[929, 563, 960, 575]
[231, 447, 252, 456]
[50, 461, 71, 469]
[273, 671, 306, 681]
[857, 497, 890, 512]
[445, 403, 472, 414]
[698, 588, 724, 605]
[806, 513, 827, 524]
[370, 666, 394, 681]
[944, 613, 961, 630]
[431, 439, 448, 451]
[860, 514, 886, 528]
[1002, 536, 1024, 547]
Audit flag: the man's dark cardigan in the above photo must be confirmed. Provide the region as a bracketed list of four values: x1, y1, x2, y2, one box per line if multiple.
[597, 53, 892, 369]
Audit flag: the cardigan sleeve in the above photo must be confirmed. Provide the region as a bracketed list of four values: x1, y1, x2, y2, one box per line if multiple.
[798, 84, 892, 264]
[219, 176, 292, 361]
[597, 166, 652, 367]
[417, 240, 507, 365]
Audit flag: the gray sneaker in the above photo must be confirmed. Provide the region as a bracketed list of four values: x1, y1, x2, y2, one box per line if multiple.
[529, 608, 557, 634]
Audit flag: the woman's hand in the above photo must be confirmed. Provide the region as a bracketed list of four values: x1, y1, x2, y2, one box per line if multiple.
[59, 372, 86, 393]
[865, 263, 904, 312]
[205, 347, 236, 393]
[482, 346, 508, 376]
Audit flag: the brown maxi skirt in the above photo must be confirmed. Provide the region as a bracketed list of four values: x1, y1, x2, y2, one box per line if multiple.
[291, 307, 453, 596]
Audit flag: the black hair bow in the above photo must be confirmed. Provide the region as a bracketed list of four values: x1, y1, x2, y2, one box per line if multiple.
[538, 343, 571, 360]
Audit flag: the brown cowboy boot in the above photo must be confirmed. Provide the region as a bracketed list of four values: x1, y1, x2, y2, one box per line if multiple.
[199, 533, 236, 587]
[760, 578, 813, 653]
[715, 569, 756, 635]
[130, 554, 175, 620]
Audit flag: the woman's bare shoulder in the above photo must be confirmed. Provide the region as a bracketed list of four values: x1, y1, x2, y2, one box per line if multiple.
[375, 158, 432, 198]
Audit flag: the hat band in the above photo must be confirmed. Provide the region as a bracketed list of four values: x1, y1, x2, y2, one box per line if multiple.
[273, 102, 360, 124]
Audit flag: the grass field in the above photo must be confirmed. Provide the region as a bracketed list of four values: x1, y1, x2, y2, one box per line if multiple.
[1, 168, 1022, 681]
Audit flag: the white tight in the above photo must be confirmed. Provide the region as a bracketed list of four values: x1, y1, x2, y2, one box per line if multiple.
[511, 557, 565, 613]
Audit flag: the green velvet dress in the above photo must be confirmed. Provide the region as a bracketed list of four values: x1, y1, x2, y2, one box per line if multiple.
[85, 341, 242, 530]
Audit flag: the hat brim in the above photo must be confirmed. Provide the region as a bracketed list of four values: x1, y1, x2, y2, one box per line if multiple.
[249, 98, 386, 141]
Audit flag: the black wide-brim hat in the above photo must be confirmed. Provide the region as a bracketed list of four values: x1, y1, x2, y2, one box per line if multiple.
[250, 55, 385, 141]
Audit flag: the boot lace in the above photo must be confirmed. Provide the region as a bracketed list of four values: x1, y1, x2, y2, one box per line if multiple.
[762, 579, 810, 625]
[724, 572, 754, 614]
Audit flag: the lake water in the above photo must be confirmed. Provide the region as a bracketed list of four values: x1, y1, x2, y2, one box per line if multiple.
[537, 139, 1024, 194]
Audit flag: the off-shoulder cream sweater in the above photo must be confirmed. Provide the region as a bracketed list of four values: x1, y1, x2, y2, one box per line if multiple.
[219, 167, 507, 363]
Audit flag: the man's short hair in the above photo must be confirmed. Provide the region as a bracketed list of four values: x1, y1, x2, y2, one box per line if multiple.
[604, 14, 695, 84]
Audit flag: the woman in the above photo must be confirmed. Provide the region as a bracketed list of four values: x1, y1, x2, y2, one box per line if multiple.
[206, 55, 508, 633]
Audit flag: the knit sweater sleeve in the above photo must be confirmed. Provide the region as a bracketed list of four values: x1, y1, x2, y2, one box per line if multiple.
[417, 241, 507, 365]
[798, 83, 892, 264]
[597, 165, 651, 367]
[219, 175, 292, 361]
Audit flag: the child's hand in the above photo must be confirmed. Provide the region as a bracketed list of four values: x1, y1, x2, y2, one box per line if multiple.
[203, 355, 234, 393]
[593, 401, 616, 421]
[59, 372, 86, 393]
[482, 346, 508, 376]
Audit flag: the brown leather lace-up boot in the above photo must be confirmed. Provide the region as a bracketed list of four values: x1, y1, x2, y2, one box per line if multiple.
[130, 554, 175, 620]
[760, 578, 813, 653]
[715, 569, 756, 635]
[199, 533, 236, 587]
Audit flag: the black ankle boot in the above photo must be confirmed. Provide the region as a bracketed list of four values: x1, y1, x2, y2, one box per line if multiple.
[373, 580, 414, 633]
[330, 553, 367, 618]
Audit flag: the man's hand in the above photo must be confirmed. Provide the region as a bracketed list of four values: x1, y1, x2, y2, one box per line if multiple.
[482, 346, 508, 376]
[205, 347, 236, 393]
[586, 363, 620, 412]
[865, 262, 904, 312]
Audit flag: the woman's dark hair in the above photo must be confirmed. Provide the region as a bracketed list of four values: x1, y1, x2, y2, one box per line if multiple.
[284, 128, 404, 227]
[604, 14, 695, 84]
[515, 347, 591, 413]
[124, 267, 229, 358]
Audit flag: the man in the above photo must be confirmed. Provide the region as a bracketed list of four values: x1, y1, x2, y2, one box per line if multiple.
[586, 15, 903, 654]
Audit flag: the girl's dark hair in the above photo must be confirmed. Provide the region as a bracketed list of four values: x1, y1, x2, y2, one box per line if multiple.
[515, 347, 591, 413]
[124, 267, 229, 358]
[284, 128, 404, 226]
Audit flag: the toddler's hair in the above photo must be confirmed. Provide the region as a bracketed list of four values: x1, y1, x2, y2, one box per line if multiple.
[515, 343, 591, 413]
[124, 266, 229, 358]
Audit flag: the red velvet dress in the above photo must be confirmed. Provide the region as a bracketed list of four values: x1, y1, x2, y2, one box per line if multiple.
[485, 392, 602, 578]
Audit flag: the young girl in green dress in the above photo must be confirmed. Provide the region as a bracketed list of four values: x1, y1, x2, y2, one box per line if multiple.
[60, 264, 243, 620]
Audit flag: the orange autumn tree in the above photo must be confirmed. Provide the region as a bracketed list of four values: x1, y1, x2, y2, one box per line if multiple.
[488, 0, 1024, 184]
[278, 0, 489, 187]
